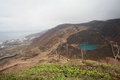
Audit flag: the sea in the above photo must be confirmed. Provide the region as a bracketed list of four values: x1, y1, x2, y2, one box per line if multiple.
[0, 30, 41, 42]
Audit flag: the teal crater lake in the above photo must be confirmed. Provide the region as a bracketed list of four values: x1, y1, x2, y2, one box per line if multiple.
[79, 44, 98, 50]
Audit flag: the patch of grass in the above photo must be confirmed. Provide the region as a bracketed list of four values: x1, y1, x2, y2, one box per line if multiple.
[0, 61, 120, 80]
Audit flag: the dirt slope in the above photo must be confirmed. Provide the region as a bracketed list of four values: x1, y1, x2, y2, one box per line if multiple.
[27, 18, 120, 60]
[0, 18, 120, 74]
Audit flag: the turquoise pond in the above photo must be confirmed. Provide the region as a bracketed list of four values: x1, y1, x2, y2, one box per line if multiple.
[79, 44, 98, 50]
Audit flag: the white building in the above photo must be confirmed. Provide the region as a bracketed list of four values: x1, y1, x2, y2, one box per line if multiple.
[0, 42, 3, 45]
[0, 45, 4, 48]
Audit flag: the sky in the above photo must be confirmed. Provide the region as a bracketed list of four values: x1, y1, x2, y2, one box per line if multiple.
[0, 0, 120, 40]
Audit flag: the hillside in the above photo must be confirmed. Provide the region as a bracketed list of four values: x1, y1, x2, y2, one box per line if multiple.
[0, 18, 120, 75]
[25, 18, 120, 60]
[0, 60, 120, 80]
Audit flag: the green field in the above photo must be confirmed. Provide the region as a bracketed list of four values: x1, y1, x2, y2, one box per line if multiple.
[0, 60, 120, 80]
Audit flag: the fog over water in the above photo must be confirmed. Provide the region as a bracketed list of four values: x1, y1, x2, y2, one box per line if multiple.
[0, 30, 41, 41]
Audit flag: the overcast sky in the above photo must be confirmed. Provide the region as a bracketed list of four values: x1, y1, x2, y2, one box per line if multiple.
[0, 0, 120, 32]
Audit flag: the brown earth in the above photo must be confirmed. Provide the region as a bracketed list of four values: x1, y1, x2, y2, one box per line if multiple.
[0, 18, 120, 74]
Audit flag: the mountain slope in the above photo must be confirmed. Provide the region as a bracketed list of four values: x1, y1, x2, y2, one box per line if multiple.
[0, 18, 120, 74]
[26, 18, 120, 60]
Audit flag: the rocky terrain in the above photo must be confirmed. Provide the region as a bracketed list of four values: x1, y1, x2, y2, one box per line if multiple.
[0, 18, 120, 75]
[26, 18, 120, 60]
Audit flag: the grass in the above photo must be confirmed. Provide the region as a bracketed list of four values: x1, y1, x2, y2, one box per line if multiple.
[0, 60, 120, 80]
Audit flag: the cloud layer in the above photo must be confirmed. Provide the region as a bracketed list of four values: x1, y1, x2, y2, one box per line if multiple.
[0, 0, 120, 32]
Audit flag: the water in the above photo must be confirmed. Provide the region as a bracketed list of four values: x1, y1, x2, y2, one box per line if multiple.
[79, 44, 98, 50]
[0, 30, 41, 41]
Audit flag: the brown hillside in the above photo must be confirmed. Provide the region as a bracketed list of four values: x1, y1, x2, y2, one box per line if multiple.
[1, 18, 120, 74]
[26, 18, 120, 60]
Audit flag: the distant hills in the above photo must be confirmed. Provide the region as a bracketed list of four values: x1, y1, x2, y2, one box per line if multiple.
[25, 30, 47, 40]
[25, 18, 120, 60]
[0, 18, 120, 74]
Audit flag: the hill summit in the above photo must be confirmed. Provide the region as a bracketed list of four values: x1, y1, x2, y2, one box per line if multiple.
[25, 18, 120, 60]
[0, 18, 120, 74]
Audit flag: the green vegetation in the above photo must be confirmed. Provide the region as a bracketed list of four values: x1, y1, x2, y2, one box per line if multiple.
[0, 60, 120, 80]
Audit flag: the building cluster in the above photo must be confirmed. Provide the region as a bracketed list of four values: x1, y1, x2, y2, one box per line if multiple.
[0, 37, 29, 49]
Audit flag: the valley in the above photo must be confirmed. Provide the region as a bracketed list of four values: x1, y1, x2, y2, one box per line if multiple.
[0, 18, 120, 80]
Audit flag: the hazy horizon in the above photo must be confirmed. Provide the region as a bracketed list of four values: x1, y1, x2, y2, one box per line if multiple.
[0, 30, 43, 41]
[0, 0, 120, 41]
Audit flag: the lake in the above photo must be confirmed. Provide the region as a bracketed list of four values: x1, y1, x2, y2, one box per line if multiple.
[79, 44, 98, 50]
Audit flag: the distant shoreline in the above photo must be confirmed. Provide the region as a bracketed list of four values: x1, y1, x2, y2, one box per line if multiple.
[0, 30, 42, 42]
